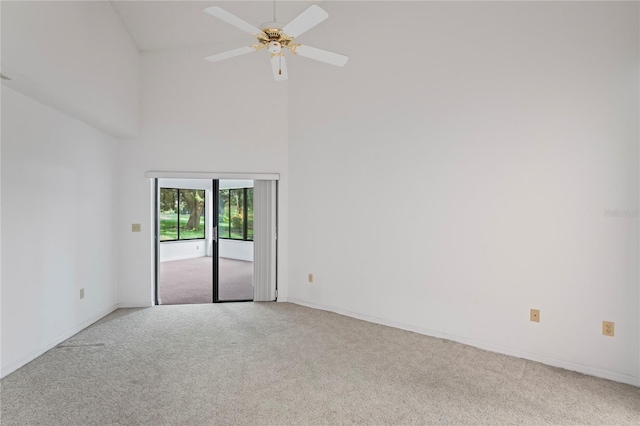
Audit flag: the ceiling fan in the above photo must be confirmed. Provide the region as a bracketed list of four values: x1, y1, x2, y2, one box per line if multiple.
[204, 4, 348, 81]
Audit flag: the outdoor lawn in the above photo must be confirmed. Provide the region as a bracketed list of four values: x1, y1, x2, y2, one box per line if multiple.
[160, 213, 205, 241]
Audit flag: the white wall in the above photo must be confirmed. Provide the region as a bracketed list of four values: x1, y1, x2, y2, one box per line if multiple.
[159, 178, 211, 191]
[160, 241, 206, 262]
[0, 0, 139, 377]
[220, 239, 253, 262]
[0, 1, 140, 137]
[220, 180, 254, 190]
[1, 87, 119, 377]
[116, 45, 288, 306]
[287, 2, 639, 385]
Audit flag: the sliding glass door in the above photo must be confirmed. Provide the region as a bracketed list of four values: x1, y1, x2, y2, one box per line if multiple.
[154, 177, 276, 305]
[155, 179, 212, 305]
[214, 179, 256, 302]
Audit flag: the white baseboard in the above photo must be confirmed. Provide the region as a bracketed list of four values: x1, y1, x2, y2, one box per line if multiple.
[116, 302, 154, 309]
[160, 254, 206, 262]
[1, 304, 119, 379]
[288, 298, 640, 388]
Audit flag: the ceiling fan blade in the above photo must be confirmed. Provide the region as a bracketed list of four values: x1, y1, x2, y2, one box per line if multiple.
[270, 55, 288, 81]
[204, 6, 263, 35]
[205, 46, 255, 62]
[282, 5, 328, 38]
[295, 45, 349, 67]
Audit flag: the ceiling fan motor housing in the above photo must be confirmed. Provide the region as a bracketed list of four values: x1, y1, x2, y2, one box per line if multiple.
[268, 41, 282, 54]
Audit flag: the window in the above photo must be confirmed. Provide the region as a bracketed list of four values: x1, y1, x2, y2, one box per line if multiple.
[219, 187, 253, 241]
[159, 188, 206, 241]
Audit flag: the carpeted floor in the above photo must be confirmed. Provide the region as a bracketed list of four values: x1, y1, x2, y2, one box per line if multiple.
[160, 257, 253, 304]
[1, 303, 639, 425]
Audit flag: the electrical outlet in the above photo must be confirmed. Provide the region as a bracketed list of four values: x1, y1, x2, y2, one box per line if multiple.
[131, 223, 141, 232]
[308, 273, 314, 283]
[530, 309, 540, 322]
[80, 288, 85, 299]
[602, 321, 614, 337]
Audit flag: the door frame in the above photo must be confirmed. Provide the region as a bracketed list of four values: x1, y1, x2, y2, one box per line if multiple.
[153, 178, 160, 305]
[150, 172, 279, 306]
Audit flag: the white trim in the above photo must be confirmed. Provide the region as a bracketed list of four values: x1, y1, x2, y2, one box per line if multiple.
[146, 171, 279, 180]
[288, 298, 640, 388]
[116, 302, 154, 309]
[1, 304, 119, 379]
[160, 254, 207, 262]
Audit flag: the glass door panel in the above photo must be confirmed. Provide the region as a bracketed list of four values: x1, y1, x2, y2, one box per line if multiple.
[214, 180, 254, 302]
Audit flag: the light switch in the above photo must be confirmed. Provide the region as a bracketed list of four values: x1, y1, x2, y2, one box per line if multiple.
[132, 223, 141, 232]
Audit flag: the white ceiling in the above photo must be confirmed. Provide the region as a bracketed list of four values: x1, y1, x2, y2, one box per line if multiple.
[110, 1, 320, 52]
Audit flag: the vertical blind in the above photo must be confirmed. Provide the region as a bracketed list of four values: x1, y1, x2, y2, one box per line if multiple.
[253, 180, 277, 301]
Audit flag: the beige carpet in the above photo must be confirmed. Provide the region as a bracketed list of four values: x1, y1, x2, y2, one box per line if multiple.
[1, 303, 638, 425]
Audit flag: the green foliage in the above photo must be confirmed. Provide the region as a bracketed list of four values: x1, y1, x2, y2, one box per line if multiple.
[159, 186, 254, 242]
[231, 215, 243, 230]
[160, 213, 204, 241]
[219, 187, 253, 241]
[159, 188, 205, 239]
[160, 188, 178, 213]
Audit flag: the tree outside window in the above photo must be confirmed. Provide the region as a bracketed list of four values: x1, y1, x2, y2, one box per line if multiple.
[219, 187, 253, 241]
[159, 188, 205, 241]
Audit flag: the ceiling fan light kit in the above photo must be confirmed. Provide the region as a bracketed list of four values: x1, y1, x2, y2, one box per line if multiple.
[204, 4, 348, 81]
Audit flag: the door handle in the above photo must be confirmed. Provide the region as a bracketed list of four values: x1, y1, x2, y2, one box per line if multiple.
[213, 226, 218, 242]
